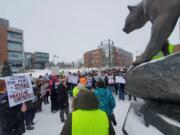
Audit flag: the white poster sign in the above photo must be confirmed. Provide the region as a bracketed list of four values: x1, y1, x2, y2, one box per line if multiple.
[108, 75, 115, 84]
[115, 76, 126, 84]
[5, 74, 34, 107]
[86, 77, 92, 87]
[68, 75, 79, 84]
[94, 76, 101, 81]
[41, 83, 49, 96]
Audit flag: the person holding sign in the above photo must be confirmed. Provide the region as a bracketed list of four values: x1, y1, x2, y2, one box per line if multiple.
[0, 79, 25, 135]
[115, 75, 126, 101]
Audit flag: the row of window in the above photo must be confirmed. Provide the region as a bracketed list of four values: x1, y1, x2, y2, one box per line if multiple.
[8, 32, 22, 40]
[8, 61, 23, 68]
[8, 51, 23, 61]
[35, 53, 49, 58]
[8, 42, 23, 51]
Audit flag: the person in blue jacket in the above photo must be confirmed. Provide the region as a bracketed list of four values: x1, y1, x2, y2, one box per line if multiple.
[94, 80, 116, 126]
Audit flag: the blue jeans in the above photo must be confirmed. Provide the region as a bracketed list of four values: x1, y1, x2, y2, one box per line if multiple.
[118, 84, 125, 100]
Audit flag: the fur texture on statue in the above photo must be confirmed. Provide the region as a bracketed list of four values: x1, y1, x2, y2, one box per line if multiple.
[123, 0, 180, 66]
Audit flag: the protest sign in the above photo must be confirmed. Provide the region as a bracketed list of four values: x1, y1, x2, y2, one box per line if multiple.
[115, 76, 126, 84]
[86, 77, 92, 87]
[100, 76, 105, 81]
[94, 76, 101, 81]
[108, 75, 115, 84]
[68, 75, 79, 84]
[41, 82, 49, 96]
[5, 74, 34, 107]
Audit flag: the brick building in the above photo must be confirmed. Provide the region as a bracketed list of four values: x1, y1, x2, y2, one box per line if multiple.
[0, 18, 24, 73]
[84, 41, 133, 68]
[84, 49, 104, 68]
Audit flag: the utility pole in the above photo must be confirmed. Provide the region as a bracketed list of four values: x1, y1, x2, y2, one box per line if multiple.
[108, 39, 111, 69]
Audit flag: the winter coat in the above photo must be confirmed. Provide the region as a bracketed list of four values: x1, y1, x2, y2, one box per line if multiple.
[25, 100, 35, 111]
[60, 91, 115, 135]
[57, 84, 69, 109]
[0, 94, 25, 135]
[94, 88, 116, 115]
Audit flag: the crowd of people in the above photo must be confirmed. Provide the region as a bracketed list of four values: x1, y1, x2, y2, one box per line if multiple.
[0, 67, 138, 135]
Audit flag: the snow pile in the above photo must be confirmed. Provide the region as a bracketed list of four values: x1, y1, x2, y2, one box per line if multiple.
[26, 70, 52, 79]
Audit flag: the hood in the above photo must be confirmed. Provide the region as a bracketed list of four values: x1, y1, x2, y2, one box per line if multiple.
[76, 90, 99, 110]
[95, 88, 108, 97]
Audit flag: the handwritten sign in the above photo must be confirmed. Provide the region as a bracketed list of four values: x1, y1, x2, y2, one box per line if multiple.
[115, 76, 126, 84]
[108, 75, 115, 84]
[94, 76, 101, 81]
[41, 83, 49, 96]
[86, 77, 92, 87]
[5, 74, 34, 107]
[68, 75, 79, 84]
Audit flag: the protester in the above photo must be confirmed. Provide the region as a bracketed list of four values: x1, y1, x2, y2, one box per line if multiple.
[36, 76, 43, 112]
[44, 80, 50, 105]
[0, 83, 25, 135]
[51, 81, 58, 113]
[72, 83, 87, 111]
[60, 90, 115, 135]
[94, 80, 116, 126]
[57, 80, 69, 122]
[79, 75, 87, 85]
[24, 100, 35, 130]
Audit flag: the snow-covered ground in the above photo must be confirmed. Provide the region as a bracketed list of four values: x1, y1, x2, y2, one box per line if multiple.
[24, 95, 131, 135]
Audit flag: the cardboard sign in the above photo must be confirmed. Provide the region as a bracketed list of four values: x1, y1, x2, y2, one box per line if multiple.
[115, 76, 126, 84]
[41, 83, 49, 96]
[86, 77, 92, 87]
[5, 74, 34, 107]
[68, 75, 79, 84]
[108, 75, 115, 84]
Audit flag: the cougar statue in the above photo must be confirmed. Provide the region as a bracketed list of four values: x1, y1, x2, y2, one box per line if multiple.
[123, 0, 180, 66]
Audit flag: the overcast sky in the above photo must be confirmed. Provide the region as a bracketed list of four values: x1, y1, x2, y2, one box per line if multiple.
[0, 0, 179, 62]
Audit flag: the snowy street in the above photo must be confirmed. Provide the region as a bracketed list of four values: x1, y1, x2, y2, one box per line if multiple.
[24, 96, 131, 135]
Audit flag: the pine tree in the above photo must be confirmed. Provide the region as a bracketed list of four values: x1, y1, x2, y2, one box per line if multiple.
[1, 61, 12, 77]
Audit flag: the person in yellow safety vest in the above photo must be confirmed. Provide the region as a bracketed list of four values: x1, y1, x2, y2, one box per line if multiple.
[60, 90, 115, 135]
[151, 41, 175, 60]
[72, 83, 86, 97]
[72, 83, 86, 111]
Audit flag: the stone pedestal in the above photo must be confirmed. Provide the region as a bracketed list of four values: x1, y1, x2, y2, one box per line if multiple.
[123, 103, 180, 135]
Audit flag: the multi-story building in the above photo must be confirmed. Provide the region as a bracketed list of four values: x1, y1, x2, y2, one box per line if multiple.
[31, 52, 49, 69]
[24, 52, 32, 69]
[84, 39, 133, 68]
[0, 18, 24, 73]
[84, 48, 104, 68]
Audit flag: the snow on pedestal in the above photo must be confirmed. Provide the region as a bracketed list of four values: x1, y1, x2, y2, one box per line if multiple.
[123, 107, 164, 135]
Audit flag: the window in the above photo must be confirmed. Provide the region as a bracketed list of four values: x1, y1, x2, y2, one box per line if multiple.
[8, 42, 22, 51]
[8, 52, 23, 61]
[8, 32, 22, 40]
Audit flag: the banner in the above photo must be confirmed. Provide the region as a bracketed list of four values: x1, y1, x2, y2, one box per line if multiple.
[68, 75, 79, 84]
[108, 75, 115, 84]
[5, 74, 34, 107]
[115, 76, 126, 84]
